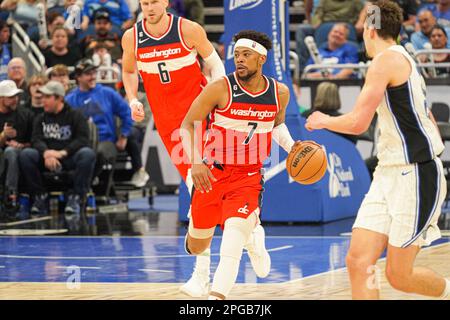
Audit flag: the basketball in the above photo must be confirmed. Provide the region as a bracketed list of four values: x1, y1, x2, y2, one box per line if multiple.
[286, 141, 327, 185]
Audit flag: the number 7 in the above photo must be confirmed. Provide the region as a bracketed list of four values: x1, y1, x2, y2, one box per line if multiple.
[243, 122, 258, 145]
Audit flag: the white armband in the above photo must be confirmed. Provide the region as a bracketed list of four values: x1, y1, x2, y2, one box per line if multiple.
[272, 123, 295, 153]
[203, 50, 226, 81]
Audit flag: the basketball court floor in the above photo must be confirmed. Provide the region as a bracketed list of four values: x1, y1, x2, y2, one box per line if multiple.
[0, 195, 449, 300]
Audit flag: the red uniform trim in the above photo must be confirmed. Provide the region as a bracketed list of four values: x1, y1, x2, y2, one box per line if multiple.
[216, 76, 233, 113]
[274, 79, 281, 113]
[179, 17, 194, 51]
[234, 72, 270, 97]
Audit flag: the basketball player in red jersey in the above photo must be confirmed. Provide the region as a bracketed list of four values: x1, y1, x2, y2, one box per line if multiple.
[121, 0, 226, 297]
[181, 30, 301, 300]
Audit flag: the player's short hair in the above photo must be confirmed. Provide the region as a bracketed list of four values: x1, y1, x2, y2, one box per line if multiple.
[369, 0, 403, 40]
[233, 30, 273, 51]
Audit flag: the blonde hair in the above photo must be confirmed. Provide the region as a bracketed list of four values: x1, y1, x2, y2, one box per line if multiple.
[313, 82, 341, 111]
[28, 74, 48, 85]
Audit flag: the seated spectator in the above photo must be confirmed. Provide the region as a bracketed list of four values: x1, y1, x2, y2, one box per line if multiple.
[419, 25, 450, 77]
[7, 57, 29, 108]
[301, 81, 357, 143]
[29, 12, 65, 50]
[304, 23, 359, 79]
[24, 74, 48, 115]
[0, 20, 11, 81]
[19, 81, 96, 230]
[48, 64, 73, 92]
[43, 27, 82, 68]
[420, 0, 450, 28]
[296, 0, 363, 72]
[0, 80, 32, 216]
[80, 9, 122, 61]
[91, 42, 120, 81]
[65, 59, 149, 187]
[411, 9, 450, 49]
[83, 0, 134, 31]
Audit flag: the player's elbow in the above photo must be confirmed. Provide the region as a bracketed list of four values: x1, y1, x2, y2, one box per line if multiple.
[350, 122, 369, 135]
[348, 116, 369, 135]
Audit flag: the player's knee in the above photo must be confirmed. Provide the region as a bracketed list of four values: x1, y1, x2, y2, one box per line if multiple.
[186, 234, 211, 255]
[385, 265, 412, 292]
[345, 252, 373, 275]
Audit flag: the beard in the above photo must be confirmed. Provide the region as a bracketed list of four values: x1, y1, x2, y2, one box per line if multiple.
[148, 13, 164, 25]
[236, 69, 257, 82]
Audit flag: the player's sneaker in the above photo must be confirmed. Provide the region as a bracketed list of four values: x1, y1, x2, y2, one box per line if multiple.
[245, 224, 271, 278]
[180, 269, 210, 297]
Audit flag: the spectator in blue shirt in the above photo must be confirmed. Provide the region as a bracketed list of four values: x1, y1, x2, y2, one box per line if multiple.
[304, 23, 359, 79]
[411, 9, 450, 49]
[420, 0, 450, 28]
[0, 21, 11, 81]
[65, 59, 149, 188]
[83, 0, 134, 31]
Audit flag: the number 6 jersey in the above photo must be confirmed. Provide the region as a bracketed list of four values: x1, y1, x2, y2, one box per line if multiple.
[134, 14, 207, 136]
[204, 72, 280, 167]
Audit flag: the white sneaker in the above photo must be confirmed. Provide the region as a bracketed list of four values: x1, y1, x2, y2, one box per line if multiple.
[131, 168, 150, 187]
[245, 224, 271, 278]
[179, 269, 210, 297]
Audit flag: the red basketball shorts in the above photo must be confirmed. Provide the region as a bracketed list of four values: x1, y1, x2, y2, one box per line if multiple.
[190, 164, 264, 230]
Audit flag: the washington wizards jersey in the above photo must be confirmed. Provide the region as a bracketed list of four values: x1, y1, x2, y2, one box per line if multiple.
[376, 45, 444, 166]
[133, 14, 207, 136]
[204, 73, 280, 166]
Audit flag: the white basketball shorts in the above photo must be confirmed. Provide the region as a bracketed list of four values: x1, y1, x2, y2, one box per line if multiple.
[353, 157, 447, 248]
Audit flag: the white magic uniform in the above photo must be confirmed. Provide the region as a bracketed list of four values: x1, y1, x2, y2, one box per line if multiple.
[354, 45, 446, 248]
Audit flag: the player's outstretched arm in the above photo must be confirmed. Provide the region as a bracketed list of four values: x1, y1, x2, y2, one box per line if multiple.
[181, 19, 226, 80]
[272, 82, 297, 153]
[305, 52, 393, 135]
[180, 78, 228, 193]
[121, 28, 145, 122]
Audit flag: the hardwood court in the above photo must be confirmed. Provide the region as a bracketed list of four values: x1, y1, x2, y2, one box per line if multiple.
[0, 241, 448, 300]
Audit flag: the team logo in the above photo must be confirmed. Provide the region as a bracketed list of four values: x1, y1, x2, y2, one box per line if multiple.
[238, 204, 250, 214]
[327, 152, 354, 198]
[229, 0, 264, 11]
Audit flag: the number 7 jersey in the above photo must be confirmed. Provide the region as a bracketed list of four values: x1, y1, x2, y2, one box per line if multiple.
[204, 72, 280, 166]
[134, 14, 207, 136]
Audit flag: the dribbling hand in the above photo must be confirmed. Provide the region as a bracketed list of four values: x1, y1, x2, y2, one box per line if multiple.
[289, 141, 303, 154]
[130, 98, 145, 122]
[191, 163, 217, 194]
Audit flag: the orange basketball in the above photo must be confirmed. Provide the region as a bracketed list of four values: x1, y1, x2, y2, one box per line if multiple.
[286, 141, 327, 185]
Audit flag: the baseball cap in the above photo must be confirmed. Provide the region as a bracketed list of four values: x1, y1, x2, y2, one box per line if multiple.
[0, 80, 23, 97]
[94, 9, 111, 21]
[73, 59, 99, 76]
[38, 81, 66, 97]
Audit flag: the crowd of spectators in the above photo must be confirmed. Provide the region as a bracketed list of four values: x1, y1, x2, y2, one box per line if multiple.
[298, 0, 450, 80]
